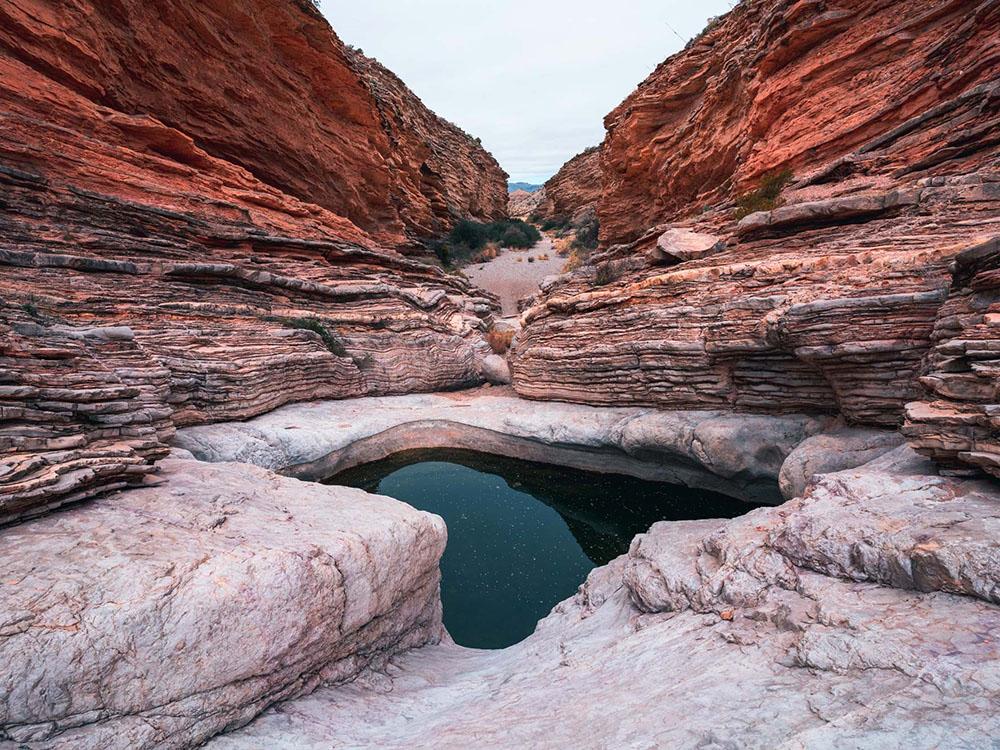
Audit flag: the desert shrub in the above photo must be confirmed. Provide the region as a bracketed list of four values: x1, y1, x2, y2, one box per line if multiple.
[450, 219, 492, 251]
[272, 317, 348, 357]
[594, 261, 626, 287]
[437, 219, 540, 267]
[541, 217, 570, 232]
[734, 168, 794, 219]
[20, 297, 41, 319]
[487, 329, 515, 354]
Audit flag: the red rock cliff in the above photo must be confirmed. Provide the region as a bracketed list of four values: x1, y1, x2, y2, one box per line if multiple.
[511, 0, 1000, 478]
[536, 146, 602, 225]
[0, 0, 506, 250]
[345, 47, 508, 250]
[0, 0, 502, 523]
[599, 0, 999, 245]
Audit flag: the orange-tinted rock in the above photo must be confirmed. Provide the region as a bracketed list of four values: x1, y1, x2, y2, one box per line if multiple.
[345, 47, 508, 251]
[511, 0, 1000, 475]
[536, 147, 602, 225]
[0, 0, 506, 250]
[0, 0, 502, 522]
[599, 0, 1000, 245]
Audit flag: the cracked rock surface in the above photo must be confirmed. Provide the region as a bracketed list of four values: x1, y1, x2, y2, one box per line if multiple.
[0, 459, 446, 749]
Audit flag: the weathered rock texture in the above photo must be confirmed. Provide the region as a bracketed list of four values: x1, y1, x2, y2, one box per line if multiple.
[0, 0, 504, 523]
[0, 0, 506, 249]
[0, 458, 446, 749]
[535, 146, 602, 225]
[174, 392, 851, 504]
[507, 188, 545, 220]
[206, 447, 1000, 749]
[904, 237, 1000, 478]
[344, 47, 508, 249]
[598, 0, 1000, 245]
[511, 0, 1000, 479]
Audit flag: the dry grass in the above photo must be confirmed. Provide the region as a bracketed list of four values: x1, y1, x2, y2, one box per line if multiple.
[487, 329, 515, 354]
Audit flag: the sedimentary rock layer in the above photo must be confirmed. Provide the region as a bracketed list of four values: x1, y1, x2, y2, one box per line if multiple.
[0, 1, 502, 522]
[0, 458, 446, 749]
[0, 0, 507, 248]
[345, 47, 508, 248]
[507, 188, 545, 220]
[512, 175, 1000, 427]
[904, 237, 1000, 478]
[511, 0, 1000, 466]
[207, 447, 1000, 749]
[599, 0, 1000, 244]
[535, 146, 601, 225]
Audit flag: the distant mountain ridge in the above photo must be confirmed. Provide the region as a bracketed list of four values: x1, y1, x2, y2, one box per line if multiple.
[508, 182, 543, 194]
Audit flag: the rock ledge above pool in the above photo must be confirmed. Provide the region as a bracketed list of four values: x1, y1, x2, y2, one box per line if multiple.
[173, 391, 901, 505]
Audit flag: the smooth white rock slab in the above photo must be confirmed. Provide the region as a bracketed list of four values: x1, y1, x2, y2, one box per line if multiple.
[0, 459, 446, 749]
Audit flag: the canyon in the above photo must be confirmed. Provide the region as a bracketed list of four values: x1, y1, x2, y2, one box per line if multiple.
[1, 0, 999, 748]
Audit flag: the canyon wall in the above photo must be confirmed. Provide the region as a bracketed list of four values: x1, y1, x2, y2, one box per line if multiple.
[535, 146, 602, 225]
[598, 0, 999, 245]
[508, 189, 545, 220]
[0, 0, 506, 250]
[344, 47, 508, 251]
[511, 0, 1000, 478]
[0, 0, 502, 524]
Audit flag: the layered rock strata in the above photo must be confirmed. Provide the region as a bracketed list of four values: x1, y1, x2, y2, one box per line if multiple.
[507, 188, 545, 220]
[513, 176, 999, 427]
[0, 0, 504, 523]
[904, 237, 1000, 478]
[535, 146, 601, 225]
[0, 0, 507, 248]
[206, 446, 1000, 749]
[510, 0, 1000, 474]
[0, 457, 446, 749]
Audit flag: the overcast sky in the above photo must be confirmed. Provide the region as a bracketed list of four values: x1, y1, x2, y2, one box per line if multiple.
[320, 0, 734, 184]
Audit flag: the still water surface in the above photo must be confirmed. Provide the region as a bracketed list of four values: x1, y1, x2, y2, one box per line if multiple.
[328, 450, 758, 649]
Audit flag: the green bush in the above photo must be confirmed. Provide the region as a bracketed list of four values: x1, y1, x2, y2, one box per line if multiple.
[541, 217, 569, 232]
[438, 219, 540, 267]
[272, 317, 348, 357]
[735, 168, 794, 219]
[573, 216, 599, 251]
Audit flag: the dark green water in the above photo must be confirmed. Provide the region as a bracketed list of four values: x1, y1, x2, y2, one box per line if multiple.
[327, 449, 759, 649]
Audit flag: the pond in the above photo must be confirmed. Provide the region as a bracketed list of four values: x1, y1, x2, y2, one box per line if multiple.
[326, 449, 760, 649]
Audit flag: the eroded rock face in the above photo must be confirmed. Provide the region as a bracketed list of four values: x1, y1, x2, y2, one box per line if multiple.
[0, 0, 502, 522]
[344, 47, 508, 251]
[0, 0, 506, 249]
[535, 146, 602, 225]
[0, 458, 446, 749]
[507, 188, 545, 220]
[598, 0, 1000, 245]
[205, 449, 1000, 749]
[904, 238, 1000, 479]
[510, 0, 1000, 467]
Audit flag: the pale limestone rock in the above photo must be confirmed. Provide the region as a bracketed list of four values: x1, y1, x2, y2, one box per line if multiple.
[0, 458, 445, 749]
[207, 454, 1000, 749]
[778, 425, 905, 499]
[173, 393, 828, 503]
